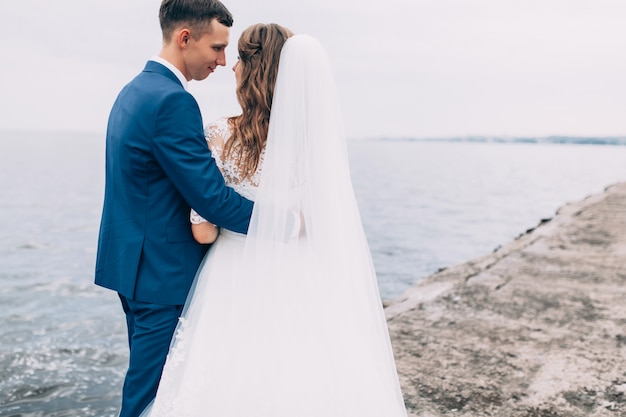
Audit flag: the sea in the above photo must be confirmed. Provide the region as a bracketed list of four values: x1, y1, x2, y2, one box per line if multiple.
[1, 130, 625, 416]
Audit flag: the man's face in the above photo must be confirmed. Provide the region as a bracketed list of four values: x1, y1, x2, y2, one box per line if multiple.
[182, 19, 229, 81]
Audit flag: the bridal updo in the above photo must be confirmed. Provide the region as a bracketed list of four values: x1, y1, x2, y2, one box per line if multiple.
[226, 23, 293, 182]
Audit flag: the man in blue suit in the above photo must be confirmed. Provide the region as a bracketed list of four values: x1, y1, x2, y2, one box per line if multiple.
[94, 1, 252, 416]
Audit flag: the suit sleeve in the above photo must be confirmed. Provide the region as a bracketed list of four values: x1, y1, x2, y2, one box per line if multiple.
[152, 90, 253, 234]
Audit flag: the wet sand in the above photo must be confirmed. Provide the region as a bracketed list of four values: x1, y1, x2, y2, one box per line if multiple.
[386, 182, 626, 417]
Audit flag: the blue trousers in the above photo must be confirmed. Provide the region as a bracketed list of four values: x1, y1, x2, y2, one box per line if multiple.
[118, 294, 183, 417]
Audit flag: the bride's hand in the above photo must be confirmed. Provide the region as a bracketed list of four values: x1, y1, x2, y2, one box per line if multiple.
[192, 222, 219, 244]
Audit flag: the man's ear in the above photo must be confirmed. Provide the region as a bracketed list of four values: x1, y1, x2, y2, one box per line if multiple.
[176, 28, 191, 48]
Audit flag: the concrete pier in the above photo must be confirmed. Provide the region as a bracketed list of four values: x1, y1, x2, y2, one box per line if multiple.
[387, 183, 626, 416]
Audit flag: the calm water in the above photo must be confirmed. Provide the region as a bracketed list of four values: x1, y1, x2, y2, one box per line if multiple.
[1, 130, 625, 416]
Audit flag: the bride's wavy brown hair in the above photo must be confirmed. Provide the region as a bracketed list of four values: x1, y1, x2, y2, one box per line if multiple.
[226, 23, 293, 181]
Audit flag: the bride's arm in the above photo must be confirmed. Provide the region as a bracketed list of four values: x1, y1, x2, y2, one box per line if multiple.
[188, 121, 227, 244]
[190, 208, 218, 243]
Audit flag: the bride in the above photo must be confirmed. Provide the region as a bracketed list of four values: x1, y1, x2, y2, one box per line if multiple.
[141, 24, 408, 417]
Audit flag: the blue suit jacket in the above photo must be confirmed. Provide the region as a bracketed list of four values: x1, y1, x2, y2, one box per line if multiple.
[95, 61, 253, 305]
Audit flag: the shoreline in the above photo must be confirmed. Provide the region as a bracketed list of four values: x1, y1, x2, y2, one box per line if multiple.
[386, 182, 626, 416]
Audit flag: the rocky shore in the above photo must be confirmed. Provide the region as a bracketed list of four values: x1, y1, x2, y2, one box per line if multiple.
[386, 182, 626, 417]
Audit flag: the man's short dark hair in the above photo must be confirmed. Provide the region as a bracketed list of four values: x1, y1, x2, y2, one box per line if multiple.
[159, 0, 234, 41]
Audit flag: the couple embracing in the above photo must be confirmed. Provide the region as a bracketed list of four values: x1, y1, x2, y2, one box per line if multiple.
[95, 1, 407, 416]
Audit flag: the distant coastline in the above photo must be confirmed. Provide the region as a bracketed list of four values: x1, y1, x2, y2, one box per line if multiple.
[375, 135, 626, 146]
[2, 129, 625, 147]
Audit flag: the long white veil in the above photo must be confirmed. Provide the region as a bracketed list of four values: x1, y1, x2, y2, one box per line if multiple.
[228, 34, 408, 416]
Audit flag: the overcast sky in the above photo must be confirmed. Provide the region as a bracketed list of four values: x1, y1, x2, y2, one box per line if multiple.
[1, 0, 624, 139]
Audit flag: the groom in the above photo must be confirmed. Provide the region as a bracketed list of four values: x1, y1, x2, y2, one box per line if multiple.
[94, 1, 252, 416]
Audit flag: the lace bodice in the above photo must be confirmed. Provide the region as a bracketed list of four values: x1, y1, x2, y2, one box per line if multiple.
[190, 118, 264, 224]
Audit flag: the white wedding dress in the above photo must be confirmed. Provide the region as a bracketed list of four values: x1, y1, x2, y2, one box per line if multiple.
[142, 35, 407, 417]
